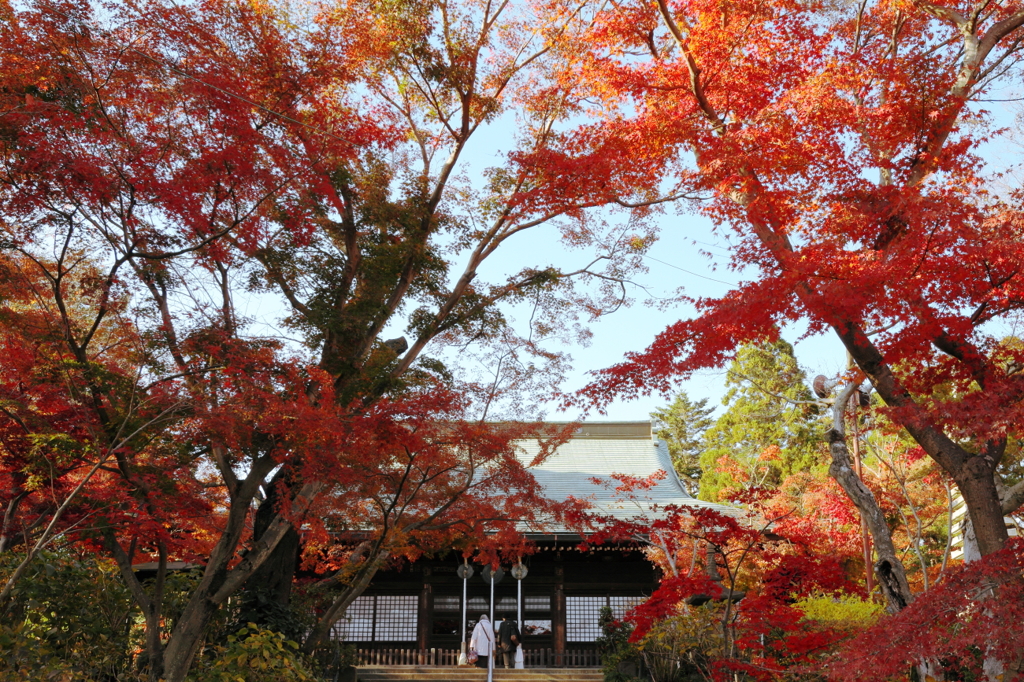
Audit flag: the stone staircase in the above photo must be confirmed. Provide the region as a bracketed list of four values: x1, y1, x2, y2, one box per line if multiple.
[355, 667, 605, 682]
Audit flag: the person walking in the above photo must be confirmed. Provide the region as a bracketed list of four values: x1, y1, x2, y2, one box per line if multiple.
[469, 613, 494, 669]
[498, 613, 521, 669]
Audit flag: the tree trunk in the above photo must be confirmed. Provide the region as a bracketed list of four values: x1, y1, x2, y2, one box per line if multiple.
[956, 457, 1010, 557]
[828, 383, 939, 677]
[156, 478, 321, 682]
[827, 421, 914, 613]
[161, 595, 221, 682]
[239, 468, 301, 635]
[833, 322, 1009, 557]
[961, 481, 1021, 681]
[302, 549, 391, 654]
[828, 383, 915, 613]
[103, 531, 169, 682]
[0, 491, 27, 555]
[961, 514, 982, 563]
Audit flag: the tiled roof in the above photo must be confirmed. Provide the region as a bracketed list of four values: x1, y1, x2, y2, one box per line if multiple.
[516, 421, 737, 535]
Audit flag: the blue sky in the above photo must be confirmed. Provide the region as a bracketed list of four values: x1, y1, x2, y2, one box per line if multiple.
[234, 68, 1023, 425]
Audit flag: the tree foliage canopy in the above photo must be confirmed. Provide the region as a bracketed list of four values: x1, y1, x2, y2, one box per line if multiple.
[0, 0, 631, 678]
[564, 0, 1024, 557]
[5, 0, 1024, 677]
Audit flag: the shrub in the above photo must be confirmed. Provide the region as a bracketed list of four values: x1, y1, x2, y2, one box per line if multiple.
[596, 606, 644, 682]
[634, 605, 725, 682]
[0, 552, 140, 681]
[793, 594, 883, 631]
[188, 624, 316, 682]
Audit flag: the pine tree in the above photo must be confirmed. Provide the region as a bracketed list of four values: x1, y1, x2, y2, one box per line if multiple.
[698, 341, 825, 502]
[651, 393, 714, 495]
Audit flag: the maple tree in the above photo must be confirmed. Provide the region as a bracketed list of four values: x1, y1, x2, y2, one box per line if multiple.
[828, 538, 1024, 682]
[651, 341, 955, 596]
[295, 414, 581, 654]
[585, 474, 1018, 682]
[590, 439, 1013, 681]
[588, 485, 872, 682]
[550, 0, 1024, 563]
[640, 361, 1002, 678]
[0, 0, 643, 678]
[0, 252, 184, 607]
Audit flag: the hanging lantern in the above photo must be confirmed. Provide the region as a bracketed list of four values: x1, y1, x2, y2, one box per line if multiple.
[481, 565, 504, 585]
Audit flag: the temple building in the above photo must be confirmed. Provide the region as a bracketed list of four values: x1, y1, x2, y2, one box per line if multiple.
[331, 421, 734, 657]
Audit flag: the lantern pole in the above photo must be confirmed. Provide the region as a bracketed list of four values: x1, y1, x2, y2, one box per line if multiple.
[511, 561, 528, 669]
[457, 559, 474, 663]
[488, 570, 495, 682]
[462, 567, 468, 653]
[517, 569, 522, 626]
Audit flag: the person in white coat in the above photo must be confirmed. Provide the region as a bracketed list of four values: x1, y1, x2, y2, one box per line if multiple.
[469, 613, 494, 669]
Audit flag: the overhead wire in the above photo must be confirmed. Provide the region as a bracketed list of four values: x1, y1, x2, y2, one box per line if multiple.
[640, 253, 737, 286]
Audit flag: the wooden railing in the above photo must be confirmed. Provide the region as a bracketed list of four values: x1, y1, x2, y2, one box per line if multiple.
[523, 648, 601, 668]
[356, 648, 460, 666]
[355, 647, 600, 668]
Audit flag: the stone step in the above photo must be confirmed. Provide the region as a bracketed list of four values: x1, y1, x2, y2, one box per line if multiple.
[356, 671, 602, 675]
[355, 667, 604, 682]
[356, 672, 604, 676]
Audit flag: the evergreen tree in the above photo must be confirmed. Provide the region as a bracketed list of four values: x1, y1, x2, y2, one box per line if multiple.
[652, 393, 714, 495]
[698, 341, 825, 502]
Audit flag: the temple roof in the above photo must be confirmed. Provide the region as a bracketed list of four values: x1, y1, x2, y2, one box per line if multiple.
[516, 421, 737, 535]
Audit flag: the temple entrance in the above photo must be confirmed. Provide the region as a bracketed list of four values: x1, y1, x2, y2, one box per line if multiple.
[429, 582, 555, 652]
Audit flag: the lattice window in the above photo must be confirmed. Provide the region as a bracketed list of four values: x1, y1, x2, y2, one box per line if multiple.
[375, 595, 418, 641]
[331, 595, 417, 642]
[467, 597, 488, 613]
[609, 596, 644, 620]
[433, 595, 461, 611]
[567, 595, 645, 642]
[566, 596, 605, 642]
[332, 596, 374, 641]
[524, 595, 550, 611]
[496, 596, 518, 612]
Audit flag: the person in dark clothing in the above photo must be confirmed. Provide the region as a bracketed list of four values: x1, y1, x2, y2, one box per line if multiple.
[498, 613, 521, 669]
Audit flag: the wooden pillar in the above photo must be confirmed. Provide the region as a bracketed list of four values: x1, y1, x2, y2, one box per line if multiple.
[553, 562, 565, 654]
[418, 566, 432, 650]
